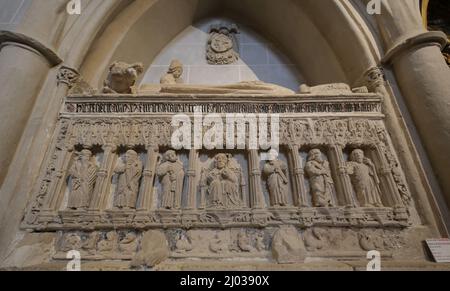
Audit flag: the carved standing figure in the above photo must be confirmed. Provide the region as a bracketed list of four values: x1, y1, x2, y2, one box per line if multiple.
[102, 61, 144, 94]
[156, 150, 185, 209]
[67, 149, 98, 210]
[160, 59, 184, 84]
[305, 149, 335, 207]
[263, 159, 289, 207]
[114, 150, 143, 209]
[206, 154, 243, 209]
[347, 149, 383, 207]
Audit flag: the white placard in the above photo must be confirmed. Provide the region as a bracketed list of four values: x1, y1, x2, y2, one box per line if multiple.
[426, 239, 450, 263]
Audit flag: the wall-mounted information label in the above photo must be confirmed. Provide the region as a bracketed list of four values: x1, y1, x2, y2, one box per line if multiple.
[426, 239, 450, 263]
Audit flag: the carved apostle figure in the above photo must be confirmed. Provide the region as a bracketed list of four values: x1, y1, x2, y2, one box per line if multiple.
[206, 154, 243, 209]
[347, 149, 383, 207]
[113, 150, 143, 209]
[67, 149, 98, 210]
[156, 150, 185, 209]
[263, 158, 289, 207]
[305, 149, 335, 207]
[102, 61, 144, 94]
[207, 23, 239, 65]
[160, 59, 184, 84]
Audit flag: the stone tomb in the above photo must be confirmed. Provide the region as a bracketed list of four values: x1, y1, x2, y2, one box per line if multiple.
[20, 91, 431, 269]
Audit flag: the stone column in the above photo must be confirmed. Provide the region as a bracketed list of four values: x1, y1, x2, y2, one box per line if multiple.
[0, 32, 62, 186]
[137, 145, 159, 210]
[327, 145, 356, 207]
[43, 145, 74, 211]
[374, 0, 450, 209]
[371, 146, 404, 208]
[287, 144, 308, 207]
[186, 149, 199, 209]
[370, 146, 409, 220]
[248, 150, 265, 209]
[90, 144, 117, 210]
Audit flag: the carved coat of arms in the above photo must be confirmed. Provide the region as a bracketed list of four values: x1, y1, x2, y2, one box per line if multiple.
[206, 24, 240, 65]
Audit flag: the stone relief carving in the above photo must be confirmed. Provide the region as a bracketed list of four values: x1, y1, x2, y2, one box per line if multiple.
[175, 231, 193, 253]
[130, 230, 169, 268]
[272, 225, 306, 263]
[119, 232, 138, 253]
[113, 150, 143, 209]
[156, 150, 185, 210]
[305, 149, 334, 207]
[97, 231, 118, 252]
[17, 58, 435, 268]
[237, 230, 254, 252]
[303, 228, 327, 251]
[52, 226, 408, 265]
[347, 149, 383, 208]
[299, 83, 369, 95]
[375, 126, 412, 206]
[201, 154, 245, 209]
[160, 59, 184, 85]
[57, 66, 96, 95]
[207, 23, 240, 65]
[102, 61, 144, 94]
[67, 149, 98, 210]
[23, 94, 413, 232]
[263, 158, 289, 207]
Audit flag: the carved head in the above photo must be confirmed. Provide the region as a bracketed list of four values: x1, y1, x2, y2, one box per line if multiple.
[350, 149, 365, 163]
[105, 61, 144, 94]
[214, 154, 228, 169]
[168, 59, 183, 79]
[308, 149, 323, 162]
[125, 150, 139, 162]
[80, 149, 93, 162]
[164, 150, 178, 163]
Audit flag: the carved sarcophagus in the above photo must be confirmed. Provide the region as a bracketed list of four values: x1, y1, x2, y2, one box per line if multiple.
[21, 92, 425, 265]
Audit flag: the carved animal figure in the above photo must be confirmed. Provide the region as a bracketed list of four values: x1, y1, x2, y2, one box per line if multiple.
[102, 61, 144, 94]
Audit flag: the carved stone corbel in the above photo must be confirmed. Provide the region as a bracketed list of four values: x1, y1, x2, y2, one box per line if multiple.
[57, 66, 96, 95]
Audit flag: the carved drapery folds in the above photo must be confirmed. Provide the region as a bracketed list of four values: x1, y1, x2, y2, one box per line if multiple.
[23, 94, 414, 231]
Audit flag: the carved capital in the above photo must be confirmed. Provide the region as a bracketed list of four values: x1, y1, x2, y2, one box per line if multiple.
[57, 66, 80, 87]
[102, 144, 117, 152]
[57, 65, 95, 95]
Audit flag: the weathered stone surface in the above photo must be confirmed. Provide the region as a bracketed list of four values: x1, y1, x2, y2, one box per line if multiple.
[0, 0, 449, 272]
[130, 230, 169, 268]
[272, 226, 306, 264]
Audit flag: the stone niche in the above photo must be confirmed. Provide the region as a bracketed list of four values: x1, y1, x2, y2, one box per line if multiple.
[19, 89, 435, 270]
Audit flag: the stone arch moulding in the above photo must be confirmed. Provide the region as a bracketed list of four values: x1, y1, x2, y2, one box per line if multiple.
[77, 0, 380, 89]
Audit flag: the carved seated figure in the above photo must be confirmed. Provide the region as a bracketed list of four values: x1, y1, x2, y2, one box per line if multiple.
[102, 61, 144, 94]
[201, 154, 245, 209]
